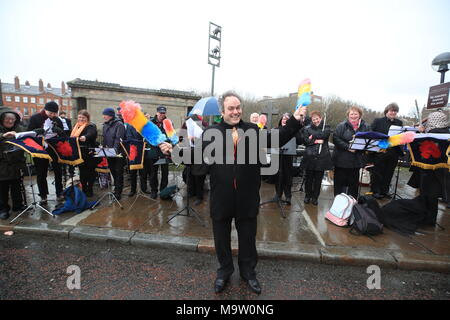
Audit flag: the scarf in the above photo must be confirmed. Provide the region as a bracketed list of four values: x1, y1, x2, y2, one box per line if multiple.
[71, 122, 87, 138]
[349, 119, 360, 131]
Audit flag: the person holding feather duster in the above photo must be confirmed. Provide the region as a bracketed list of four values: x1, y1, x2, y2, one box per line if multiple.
[159, 91, 307, 295]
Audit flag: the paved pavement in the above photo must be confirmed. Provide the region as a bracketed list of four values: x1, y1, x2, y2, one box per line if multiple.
[1, 167, 449, 274]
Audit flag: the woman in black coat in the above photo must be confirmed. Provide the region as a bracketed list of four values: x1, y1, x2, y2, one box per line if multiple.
[301, 110, 333, 205]
[332, 106, 370, 199]
[272, 113, 297, 204]
[70, 110, 98, 197]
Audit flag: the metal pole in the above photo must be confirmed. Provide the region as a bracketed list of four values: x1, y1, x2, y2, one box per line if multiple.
[211, 65, 215, 96]
[440, 71, 446, 84]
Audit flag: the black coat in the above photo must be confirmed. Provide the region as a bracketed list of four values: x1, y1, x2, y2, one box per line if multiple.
[332, 119, 370, 168]
[371, 116, 404, 157]
[0, 109, 26, 181]
[203, 116, 303, 220]
[102, 118, 125, 153]
[301, 122, 333, 171]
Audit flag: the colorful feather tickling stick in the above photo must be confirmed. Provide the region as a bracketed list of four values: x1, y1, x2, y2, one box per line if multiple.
[257, 114, 267, 129]
[163, 119, 179, 145]
[378, 131, 416, 149]
[119, 100, 167, 146]
[295, 79, 312, 109]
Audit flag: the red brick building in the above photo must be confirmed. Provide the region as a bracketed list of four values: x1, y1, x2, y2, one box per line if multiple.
[0, 76, 73, 121]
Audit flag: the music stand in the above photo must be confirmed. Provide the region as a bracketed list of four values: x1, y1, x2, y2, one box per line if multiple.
[90, 147, 123, 210]
[127, 161, 157, 211]
[167, 159, 205, 226]
[10, 159, 54, 224]
[260, 138, 297, 218]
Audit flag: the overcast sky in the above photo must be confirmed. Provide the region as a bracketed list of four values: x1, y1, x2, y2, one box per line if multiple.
[1, 0, 449, 115]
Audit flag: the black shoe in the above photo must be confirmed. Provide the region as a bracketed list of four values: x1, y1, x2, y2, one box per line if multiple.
[311, 198, 318, 206]
[304, 197, 311, 204]
[0, 210, 10, 220]
[0, 211, 10, 220]
[194, 199, 202, 206]
[150, 192, 157, 199]
[214, 278, 229, 293]
[128, 191, 136, 197]
[244, 278, 262, 294]
[373, 193, 384, 199]
[114, 193, 122, 200]
[285, 196, 291, 205]
[142, 190, 151, 195]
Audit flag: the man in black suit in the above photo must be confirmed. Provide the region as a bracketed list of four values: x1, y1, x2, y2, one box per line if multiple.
[370, 103, 403, 199]
[159, 92, 307, 295]
[28, 101, 66, 203]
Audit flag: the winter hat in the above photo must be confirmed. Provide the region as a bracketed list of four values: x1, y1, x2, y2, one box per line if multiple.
[425, 111, 448, 132]
[44, 101, 59, 113]
[102, 107, 115, 117]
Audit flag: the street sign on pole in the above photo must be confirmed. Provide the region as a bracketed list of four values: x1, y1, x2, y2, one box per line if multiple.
[426, 82, 450, 109]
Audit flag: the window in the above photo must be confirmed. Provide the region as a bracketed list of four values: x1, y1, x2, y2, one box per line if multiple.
[15, 96, 20, 102]
[47, 98, 51, 103]
[5, 96, 12, 102]
[31, 108, 36, 114]
[31, 97, 36, 104]
[23, 108, 29, 116]
[23, 96, 28, 103]
[63, 99, 68, 106]
[39, 98, 44, 105]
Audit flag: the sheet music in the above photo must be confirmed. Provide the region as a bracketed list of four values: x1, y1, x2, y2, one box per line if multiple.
[15, 131, 37, 139]
[186, 118, 204, 147]
[349, 138, 381, 152]
[388, 125, 419, 136]
[94, 148, 118, 157]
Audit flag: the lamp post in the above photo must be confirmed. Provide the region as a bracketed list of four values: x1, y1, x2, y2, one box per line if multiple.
[431, 52, 450, 84]
[208, 22, 221, 124]
[208, 22, 221, 96]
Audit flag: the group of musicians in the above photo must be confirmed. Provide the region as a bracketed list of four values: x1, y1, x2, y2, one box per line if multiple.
[0, 96, 448, 296]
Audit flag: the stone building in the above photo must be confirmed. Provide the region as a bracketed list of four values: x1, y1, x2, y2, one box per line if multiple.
[67, 78, 201, 129]
[0, 76, 73, 121]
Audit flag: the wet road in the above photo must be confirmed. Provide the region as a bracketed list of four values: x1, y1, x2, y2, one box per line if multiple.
[0, 233, 449, 300]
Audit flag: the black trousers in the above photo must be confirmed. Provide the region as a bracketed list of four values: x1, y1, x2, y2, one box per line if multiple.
[0, 179, 23, 212]
[150, 163, 168, 193]
[34, 156, 63, 197]
[79, 157, 96, 194]
[305, 170, 324, 200]
[187, 171, 206, 200]
[108, 157, 124, 195]
[274, 155, 293, 198]
[212, 217, 257, 281]
[129, 169, 147, 192]
[370, 152, 399, 195]
[334, 167, 360, 199]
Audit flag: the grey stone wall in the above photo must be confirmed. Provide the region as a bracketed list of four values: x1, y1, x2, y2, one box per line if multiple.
[71, 88, 198, 130]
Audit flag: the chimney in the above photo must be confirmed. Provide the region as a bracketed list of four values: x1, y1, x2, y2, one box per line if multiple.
[47, 83, 52, 89]
[39, 79, 44, 92]
[25, 80, 30, 87]
[14, 76, 20, 91]
[61, 81, 66, 95]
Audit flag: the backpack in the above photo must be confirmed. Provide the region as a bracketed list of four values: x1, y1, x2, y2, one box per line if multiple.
[349, 202, 383, 236]
[325, 193, 357, 227]
[159, 185, 178, 200]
